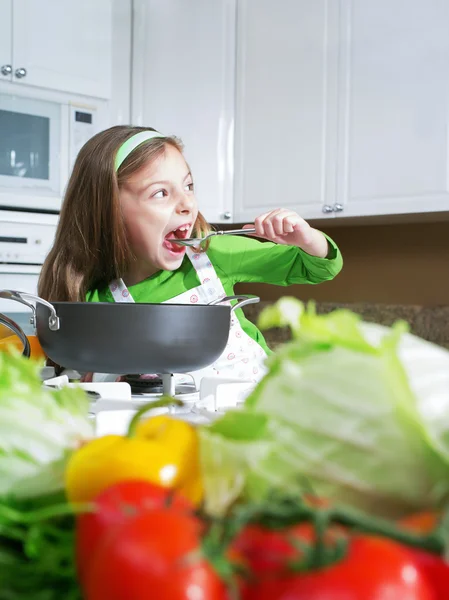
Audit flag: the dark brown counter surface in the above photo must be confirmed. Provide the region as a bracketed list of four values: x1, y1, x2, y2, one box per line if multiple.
[244, 302, 449, 350]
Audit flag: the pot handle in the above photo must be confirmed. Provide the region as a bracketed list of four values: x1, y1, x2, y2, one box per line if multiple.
[0, 313, 31, 358]
[210, 294, 260, 312]
[0, 290, 60, 331]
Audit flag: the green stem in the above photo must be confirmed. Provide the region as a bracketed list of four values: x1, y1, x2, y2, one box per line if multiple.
[230, 495, 446, 561]
[126, 397, 183, 438]
[310, 510, 329, 568]
[0, 501, 95, 524]
[330, 506, 443, 554]
[0, 525, 27, 542]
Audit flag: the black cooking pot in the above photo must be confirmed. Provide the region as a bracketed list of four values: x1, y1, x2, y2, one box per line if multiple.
[0, 290, 259, 374]
[0, 312, 31, 358]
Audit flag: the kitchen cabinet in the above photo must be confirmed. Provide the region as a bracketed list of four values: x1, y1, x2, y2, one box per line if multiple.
[0, 0, 12, 82]
[336, 0, 449, 218]
[234, 0, 340, 222]
[132, 0, 235, 224]
[0, 0, 112, 99]
[234, 0, 449, 222]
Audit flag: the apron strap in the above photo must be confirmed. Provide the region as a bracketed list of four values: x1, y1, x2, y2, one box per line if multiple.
[185, 248, 219, 284]
[109, 278, 135, 303]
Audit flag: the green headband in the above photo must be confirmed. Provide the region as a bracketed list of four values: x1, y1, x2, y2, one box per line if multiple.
[114, 130, 165, 171]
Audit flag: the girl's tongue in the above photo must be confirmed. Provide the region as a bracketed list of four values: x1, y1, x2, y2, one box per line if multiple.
[163, 227, 188, 254]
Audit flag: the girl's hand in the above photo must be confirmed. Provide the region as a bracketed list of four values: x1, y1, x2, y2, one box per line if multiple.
[80, 372, 94, 383]
[244, 208, 330, 258]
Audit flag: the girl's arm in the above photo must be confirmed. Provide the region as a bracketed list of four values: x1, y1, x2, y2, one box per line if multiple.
[209, 229, 342, 287]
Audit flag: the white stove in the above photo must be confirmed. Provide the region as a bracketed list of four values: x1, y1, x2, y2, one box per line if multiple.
[42, 371, 256, 436]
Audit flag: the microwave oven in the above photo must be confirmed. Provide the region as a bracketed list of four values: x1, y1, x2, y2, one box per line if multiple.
[0, 82, 109, 212]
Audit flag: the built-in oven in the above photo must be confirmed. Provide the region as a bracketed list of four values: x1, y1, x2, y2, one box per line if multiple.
[0, 209, 58, 333]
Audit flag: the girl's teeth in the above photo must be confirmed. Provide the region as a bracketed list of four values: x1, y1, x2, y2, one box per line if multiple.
[173, 226, 189, 237]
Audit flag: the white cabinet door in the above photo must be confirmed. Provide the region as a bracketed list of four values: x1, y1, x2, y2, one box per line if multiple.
[12, 0, 112, 98]
[0, 0, 12, 82]
[132, 0, 235, 224]
[336, 0, 449, 218]
[234, 0, 339, 223]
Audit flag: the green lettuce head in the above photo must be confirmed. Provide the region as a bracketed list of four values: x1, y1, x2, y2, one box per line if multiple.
[0, 351, 94, 500]
[199, 299, 449, 518]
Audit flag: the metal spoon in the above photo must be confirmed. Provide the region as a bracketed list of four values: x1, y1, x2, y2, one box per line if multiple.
[167, 227, 257, 247]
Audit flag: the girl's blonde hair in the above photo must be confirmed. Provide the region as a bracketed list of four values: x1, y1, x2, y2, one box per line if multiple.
[38, 125, 211, 302]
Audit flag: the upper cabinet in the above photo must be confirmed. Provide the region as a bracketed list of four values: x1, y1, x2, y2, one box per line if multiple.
[132, 0, 236, 224]
[0, 0, 12, 81]
[337, 0, 449, 218]
[234, 0, 449, 222]
[234, 0, 340, 222]
[0, 0, 112, 99]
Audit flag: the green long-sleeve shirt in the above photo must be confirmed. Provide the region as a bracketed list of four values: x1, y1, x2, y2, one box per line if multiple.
[86, 234, 343, 355]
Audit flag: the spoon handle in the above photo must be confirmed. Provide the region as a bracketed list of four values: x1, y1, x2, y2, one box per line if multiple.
[217, 227, 257, 236]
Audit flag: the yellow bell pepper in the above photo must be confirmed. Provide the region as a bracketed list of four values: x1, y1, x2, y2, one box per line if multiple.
[64, 403, 203, 506]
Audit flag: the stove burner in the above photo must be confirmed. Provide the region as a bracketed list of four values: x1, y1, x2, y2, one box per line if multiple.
[123, 374, 196, 396]
[124, 374, 164, 394]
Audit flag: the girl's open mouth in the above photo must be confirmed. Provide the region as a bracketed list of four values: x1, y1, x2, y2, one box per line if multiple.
[163, 225, 190, 254]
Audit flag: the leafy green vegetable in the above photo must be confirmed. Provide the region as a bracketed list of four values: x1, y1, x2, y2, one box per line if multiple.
[0, 492, 82, 600]
[200, 299, 449, 518]
[256, 296, 304, 336]
[0, 351, 94, 598]
[0, 351, 94, 500]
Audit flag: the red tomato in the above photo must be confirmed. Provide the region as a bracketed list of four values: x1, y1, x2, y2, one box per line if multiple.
[233, 522, 344, 579]
[233, 523, 311, 577]
[244, 536, 434, 600]
[399, 512, 449, 600]
[76, 480, 193, 585]
[84, 508, 227, 600]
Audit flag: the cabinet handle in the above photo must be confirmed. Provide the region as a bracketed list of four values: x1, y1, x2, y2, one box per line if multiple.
[1, 64, 12, 76]
[14, 67, 27, 79]
[333, 203, 344, 212]
[222, 212, 232, 220]
[322, 205, 334, 214]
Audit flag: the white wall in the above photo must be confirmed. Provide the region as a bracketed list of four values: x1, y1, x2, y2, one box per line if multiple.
[110, 0, 132, 125]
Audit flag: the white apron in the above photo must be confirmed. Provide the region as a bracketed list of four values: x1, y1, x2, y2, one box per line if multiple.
[108, 248, 268, 386]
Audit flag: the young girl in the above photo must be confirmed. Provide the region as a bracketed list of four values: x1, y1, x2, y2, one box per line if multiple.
[38, 126, 343, 384]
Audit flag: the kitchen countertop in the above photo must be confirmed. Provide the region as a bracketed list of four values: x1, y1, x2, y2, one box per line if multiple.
[244, 301, 449, 350]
